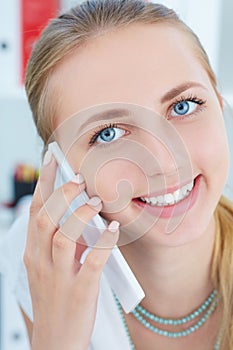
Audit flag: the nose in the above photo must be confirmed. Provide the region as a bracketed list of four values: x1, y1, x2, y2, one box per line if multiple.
[139, 124, 193, 186]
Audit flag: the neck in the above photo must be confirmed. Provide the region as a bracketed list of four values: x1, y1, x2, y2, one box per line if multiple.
[119, 215, 216, 318]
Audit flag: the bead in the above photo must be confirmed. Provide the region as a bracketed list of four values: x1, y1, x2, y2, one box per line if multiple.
[113, 292, 221, 350]
[135, 288, 218, 326]
[131, 296, 220, 338]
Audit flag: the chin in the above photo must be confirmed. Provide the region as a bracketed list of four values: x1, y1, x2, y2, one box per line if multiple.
[139, 205, 217, 248]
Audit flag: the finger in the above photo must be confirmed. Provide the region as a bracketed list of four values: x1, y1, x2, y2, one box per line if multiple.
[30, 151, 57, 217]
[25, 151, 57, 256]
[37, 178, 86, 263]
[75, 236, 88, 262]
[78, 221, 120, 285]
[52, 197, 103, 272]
[38, 174, 85, 230]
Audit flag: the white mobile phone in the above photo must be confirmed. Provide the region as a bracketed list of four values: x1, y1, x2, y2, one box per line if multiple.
[48, 141, 145, 313]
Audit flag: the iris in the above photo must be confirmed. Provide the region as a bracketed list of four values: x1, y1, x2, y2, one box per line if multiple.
[99, 128, 116, 142]
[173, 101, 190, 115]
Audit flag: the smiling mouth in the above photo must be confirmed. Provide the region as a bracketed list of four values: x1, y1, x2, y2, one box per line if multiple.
[134, 176, 199, 207]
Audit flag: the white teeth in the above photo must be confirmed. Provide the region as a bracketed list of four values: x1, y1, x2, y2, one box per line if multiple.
[173, 189, 182, 201]
[140, 180, 194, 207]
[187, 182, 193, 191]
[164, 193, 175, 205]
[181, 185, 189, 196]
[157, 195, 164, 205]
[150, 197, 157, 205]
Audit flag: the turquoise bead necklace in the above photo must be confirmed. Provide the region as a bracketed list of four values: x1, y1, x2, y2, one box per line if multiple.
[113, 290, 222, 350]
[135, 289, 217, 326]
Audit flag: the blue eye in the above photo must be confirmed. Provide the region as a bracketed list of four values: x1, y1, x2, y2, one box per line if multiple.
[171, 100, 197, 117]
[89, 124, 126, 145]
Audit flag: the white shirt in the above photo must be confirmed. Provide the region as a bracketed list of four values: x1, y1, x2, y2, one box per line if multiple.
[0, 205, 132, 350]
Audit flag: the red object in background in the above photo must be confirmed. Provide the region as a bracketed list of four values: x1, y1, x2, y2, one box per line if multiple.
[20, 0, 59, 83]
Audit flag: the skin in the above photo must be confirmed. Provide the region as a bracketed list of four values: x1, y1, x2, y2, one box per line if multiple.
[24, 23, 230, 350]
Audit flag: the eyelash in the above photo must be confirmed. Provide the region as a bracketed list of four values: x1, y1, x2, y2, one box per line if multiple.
[168, 94, 207, 120]
[88, 94, 207, 146]
[88, 123, 120, 146]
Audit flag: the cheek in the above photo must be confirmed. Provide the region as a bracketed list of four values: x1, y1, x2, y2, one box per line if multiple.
[181, 112, 230, 183]
[66, 146, 146, 204]
[86, 159, 146, 208]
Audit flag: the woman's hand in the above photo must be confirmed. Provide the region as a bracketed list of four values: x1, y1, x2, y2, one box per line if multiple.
[24, 151, 119, 350]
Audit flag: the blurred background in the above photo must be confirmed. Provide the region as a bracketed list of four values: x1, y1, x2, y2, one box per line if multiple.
[0, 0, 232, 349]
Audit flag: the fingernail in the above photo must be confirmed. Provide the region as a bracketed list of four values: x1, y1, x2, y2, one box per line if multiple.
[108, 220, 120, 233]
[87, 196, 102, 209]
[71, 173, 85, 185]
[43, 150, 52, 166]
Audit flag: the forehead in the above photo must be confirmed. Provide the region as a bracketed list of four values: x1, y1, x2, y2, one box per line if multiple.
[50, 23, 211, 124]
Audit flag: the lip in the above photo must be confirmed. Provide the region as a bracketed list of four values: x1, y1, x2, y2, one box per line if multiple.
[135, 177, 198, 199]
[132, 174, 201, 219]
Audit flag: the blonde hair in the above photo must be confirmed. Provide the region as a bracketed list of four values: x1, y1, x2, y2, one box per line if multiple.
[25, 0, 220, 146]
[213, 196, 233, 349]
[25, 0, 233, 348]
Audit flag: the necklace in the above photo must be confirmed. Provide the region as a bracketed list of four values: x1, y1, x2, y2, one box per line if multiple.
[113, 292, 222, 350]
[135, 289, 217, 326]
[132, 293, 220, 338]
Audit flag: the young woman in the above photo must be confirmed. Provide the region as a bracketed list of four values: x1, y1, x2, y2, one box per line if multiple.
[2, 1, 233, 349]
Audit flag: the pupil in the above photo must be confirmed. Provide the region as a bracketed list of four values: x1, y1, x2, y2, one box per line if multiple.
[101, 128, 115, 141]
[175, 101, 189, 115]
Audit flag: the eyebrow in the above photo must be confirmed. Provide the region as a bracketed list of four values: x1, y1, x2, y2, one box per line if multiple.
[78, 108, 132, 133]
[77, 82, 206, 132]
[160, 82, 207, 104]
